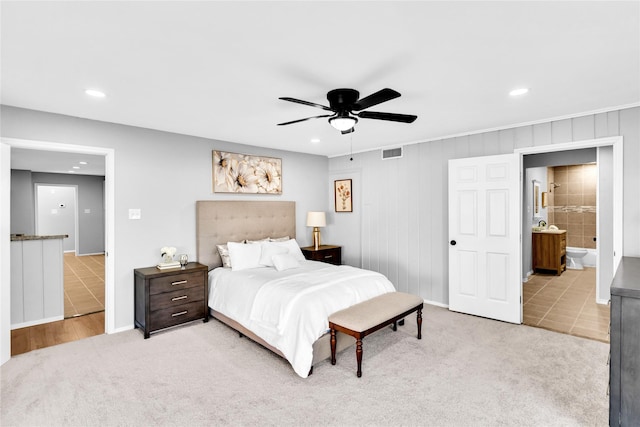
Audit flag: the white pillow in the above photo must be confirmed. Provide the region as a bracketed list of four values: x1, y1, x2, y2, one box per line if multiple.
[227, 241, 262, 271]
[259, 242, 288, 267]
[272, 253, 300, 271]
[246, 237, 270, 244]
[272, 238, 306, 262]
[216, 244, 232, 268]
[270, 236, 290, 242]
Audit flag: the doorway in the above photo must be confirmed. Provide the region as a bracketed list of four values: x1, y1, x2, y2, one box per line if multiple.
[35, 184, 78, 253]
[517, 137, 621, 341]
[0, 137, 116, 365]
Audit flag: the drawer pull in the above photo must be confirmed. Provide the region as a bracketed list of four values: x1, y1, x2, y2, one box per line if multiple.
[171, 280, 188, 286]
[171, 295, 188, 301]
[172, 310, 188, 317]
[324, 255, 333, 259]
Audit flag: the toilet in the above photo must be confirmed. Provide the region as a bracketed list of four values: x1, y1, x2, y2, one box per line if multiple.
[566, 247, 588, 270]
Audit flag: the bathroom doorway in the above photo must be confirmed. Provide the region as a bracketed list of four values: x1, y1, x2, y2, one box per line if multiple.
[517, 139, 620, 342]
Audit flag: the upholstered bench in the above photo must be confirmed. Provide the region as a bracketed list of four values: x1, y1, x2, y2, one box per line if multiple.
[328, 292, 423, 377]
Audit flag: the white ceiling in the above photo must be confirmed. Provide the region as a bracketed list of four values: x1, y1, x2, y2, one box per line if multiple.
[2, 1, 639, 164]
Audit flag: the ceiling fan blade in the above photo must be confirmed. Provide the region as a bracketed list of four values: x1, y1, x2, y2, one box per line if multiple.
[277, 114, 333, 126]
[352, 88, 401, 111]
[279, 97, 333, 111]
[341, 128, 355, 135]
[357, 111, 417, 123]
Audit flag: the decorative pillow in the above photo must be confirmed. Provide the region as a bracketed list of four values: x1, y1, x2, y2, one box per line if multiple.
[246, 237, 270, 244]
[272, 238, 306, 262]
[270, 236, 290, 242]
[272, 253, 300, 271]
[259, 242, 288, 267]
[216, 244, 232, 268]
[227, 241, 263, 271]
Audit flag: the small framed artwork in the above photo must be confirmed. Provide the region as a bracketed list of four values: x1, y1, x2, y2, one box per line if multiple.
[212, 150, 282, 194]
[334, 179, 352, 212]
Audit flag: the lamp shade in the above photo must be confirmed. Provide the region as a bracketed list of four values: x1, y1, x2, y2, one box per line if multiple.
[329, 116, 357, 131]
[306, 211, 326, 227]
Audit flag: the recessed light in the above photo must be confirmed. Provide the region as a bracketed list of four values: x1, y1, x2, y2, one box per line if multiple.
[79, 161, 88, 165]
[72, 166, 80, 169]
[68, 170, 75, 173]
[509, 88, 529, 97]
[85, 89, 106, 98]
[311, 138, 321, 143]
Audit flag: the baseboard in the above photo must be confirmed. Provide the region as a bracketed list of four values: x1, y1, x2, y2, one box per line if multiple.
[424, 299, 449, 309]
[11, 315, 64, 330]
[109, 324, 135, 334]
[76, 252, 106, 257]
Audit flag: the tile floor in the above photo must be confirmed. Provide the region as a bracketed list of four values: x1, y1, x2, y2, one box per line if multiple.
[64, 253, 105, 318]
[523, 267, 610, 342]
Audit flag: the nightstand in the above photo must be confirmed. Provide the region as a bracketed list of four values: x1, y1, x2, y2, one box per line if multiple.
[300, 245, 342, 265]
[134, 262, 209, 338]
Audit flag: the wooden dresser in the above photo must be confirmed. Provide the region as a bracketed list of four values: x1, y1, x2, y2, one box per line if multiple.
[300, 245, 342, 265]
[610, 257, 640, 426]
[134, 262, 208, 338]
[532, 230, 566, 275]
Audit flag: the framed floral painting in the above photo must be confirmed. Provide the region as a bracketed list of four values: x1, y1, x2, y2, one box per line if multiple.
[334, 179, 352, 212]
[213, 150, 282, 194]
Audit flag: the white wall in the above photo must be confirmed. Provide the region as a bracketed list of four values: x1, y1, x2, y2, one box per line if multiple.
[329, 107, 640, 306]
[0, 105, 330, 332]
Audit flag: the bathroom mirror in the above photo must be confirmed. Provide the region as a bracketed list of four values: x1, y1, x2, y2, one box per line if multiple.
[532, 180, 541, 218]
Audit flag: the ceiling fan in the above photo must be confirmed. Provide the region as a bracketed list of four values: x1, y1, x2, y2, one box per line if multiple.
[277, 88, 417, 134]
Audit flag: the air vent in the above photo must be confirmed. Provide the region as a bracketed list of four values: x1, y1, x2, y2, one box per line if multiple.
[382, 147, 403, 160]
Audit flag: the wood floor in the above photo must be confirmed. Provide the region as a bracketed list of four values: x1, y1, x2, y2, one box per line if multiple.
[10, 311, 104, 356]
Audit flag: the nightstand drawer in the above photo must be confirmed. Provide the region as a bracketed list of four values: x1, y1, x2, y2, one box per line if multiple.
[300, 245, 342, 266]
[149, 300, 205, 331]
[149, 271, 204, 295]
[150, 286, 205, 311]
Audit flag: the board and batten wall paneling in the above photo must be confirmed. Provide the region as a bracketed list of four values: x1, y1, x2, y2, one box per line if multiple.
[329, 106, 640, 306]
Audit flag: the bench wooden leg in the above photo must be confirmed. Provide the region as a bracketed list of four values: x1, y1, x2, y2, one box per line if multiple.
[417, 308, 422, 340]
[330, 329, 337, 365]
[356, 338, 363, 378]
[392, 320, 397, 331]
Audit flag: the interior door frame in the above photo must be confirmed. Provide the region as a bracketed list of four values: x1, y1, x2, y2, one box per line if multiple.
[0, 137, 116, 365]
[515, 136, 623, 304]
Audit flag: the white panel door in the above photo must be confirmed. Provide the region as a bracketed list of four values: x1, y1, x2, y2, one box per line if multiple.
[448, 154, 521, 324]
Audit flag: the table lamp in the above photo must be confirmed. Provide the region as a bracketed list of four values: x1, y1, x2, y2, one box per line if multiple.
[306, 211, 326, 250]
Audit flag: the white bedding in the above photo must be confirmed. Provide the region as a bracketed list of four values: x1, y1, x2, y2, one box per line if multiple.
[208, 260, 396, 378]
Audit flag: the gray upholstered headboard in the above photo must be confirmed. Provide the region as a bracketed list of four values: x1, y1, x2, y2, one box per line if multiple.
[196, 201, 296, 269]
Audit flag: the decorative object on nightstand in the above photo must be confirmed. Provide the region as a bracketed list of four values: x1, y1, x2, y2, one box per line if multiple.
[306, 211, 326, 250]
[300, 245, 341, 266]
[134, 262, 209, 338]
[157, 246, 180, 270]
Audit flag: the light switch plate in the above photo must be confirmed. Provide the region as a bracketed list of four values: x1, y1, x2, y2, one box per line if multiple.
[128, 208, 141, 220]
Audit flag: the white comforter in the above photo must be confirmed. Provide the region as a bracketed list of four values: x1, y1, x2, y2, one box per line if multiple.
[208, 261, 395, 378]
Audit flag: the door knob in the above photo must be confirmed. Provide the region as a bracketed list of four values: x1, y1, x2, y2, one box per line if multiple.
[450, 240, 457, 246]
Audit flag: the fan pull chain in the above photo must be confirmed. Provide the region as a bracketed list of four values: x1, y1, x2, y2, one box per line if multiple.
[350, 133, 354, 161]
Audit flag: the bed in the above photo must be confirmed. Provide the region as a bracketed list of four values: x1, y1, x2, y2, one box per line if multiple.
[196, 200, 396, 377]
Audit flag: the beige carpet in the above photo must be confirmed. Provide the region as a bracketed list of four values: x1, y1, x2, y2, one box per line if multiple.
[1, 305, 609, 426]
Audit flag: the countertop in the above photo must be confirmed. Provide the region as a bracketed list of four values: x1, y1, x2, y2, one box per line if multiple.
[532, 229, 566, 234]
[10, 234, 68, 241]
[611, 256, 640, 299]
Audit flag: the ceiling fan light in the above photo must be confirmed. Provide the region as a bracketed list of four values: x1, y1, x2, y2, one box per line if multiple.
[329, 116, 357, 131]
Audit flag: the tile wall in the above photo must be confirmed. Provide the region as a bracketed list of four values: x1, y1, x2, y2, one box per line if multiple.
[547, 164, 597, 249]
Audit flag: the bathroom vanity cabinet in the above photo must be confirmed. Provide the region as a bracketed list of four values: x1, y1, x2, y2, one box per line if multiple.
[610, 257, 640, 426]
[532, 230, 566, 275]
